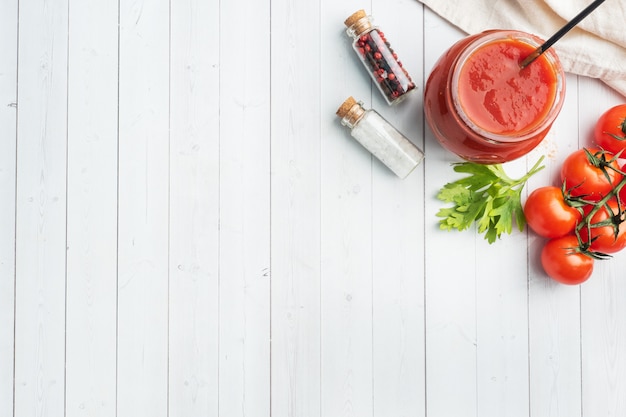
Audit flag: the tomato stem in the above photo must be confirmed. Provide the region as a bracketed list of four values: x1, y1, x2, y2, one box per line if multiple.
[567, 149, 626, 258]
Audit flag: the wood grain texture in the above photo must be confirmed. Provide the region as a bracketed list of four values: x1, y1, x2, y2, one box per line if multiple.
[270, 0, 322, 415]
[117, 0, 170, 415]
[321, 0, 375, 415]
[0, 0, 17, 415]
[168, 0, 220, 414]
[3, 2, 626, 417]
[13, 0, 69, 416]
[65, 0, 119, 415]
[218, 0, 271, 415]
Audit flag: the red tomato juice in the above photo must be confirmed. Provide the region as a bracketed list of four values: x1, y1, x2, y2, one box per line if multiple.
[424, 30, 565, 163]
[458, 40, 557, 135]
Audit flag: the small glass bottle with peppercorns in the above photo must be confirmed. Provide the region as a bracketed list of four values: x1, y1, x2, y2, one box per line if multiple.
[344, 10, 416, 105]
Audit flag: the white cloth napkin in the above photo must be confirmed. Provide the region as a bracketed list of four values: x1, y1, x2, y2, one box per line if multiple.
[420, 0, 626, 97]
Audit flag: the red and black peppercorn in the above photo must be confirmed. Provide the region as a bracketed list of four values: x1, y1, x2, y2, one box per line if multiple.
[344, 10, 416, 105]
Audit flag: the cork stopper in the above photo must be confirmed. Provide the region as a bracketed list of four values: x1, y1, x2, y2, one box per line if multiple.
[336, 96, 358, 118]
[336, 96, 366, 127]
[344, 9, 367, 28]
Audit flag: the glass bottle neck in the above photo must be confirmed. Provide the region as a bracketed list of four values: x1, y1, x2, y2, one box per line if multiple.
[340, 102, 367, 128]
[346, 16, 373, 39]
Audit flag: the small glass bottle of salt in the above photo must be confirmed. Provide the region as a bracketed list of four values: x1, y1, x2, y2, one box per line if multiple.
[344, 10, 416, 105]
[336, 97, 424, 179]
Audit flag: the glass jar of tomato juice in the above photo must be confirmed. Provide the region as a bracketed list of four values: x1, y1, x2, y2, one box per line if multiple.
[424, 30, 565, 163]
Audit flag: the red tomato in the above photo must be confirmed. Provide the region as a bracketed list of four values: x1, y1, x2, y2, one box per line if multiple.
[524, 186, 582, 238]
[580, 199, 626, 254]
[541, 235, 594, 285]
[594, 104, 626, 156]
[560, 148, 622, 198]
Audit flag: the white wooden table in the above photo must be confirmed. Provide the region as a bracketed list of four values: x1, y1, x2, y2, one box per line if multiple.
[2, 0, 626, 416]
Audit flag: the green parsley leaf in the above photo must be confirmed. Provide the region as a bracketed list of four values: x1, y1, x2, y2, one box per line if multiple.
[436, 156, 545, 244]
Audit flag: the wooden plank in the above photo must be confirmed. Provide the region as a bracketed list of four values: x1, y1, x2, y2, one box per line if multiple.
[423, 10, 478, 417]
[320, 1, 377, 416]
[64, 0, 118, 415]
[218, 0, 271, 415]
[527, 73, 583, 417]
[270, 0, 322, 415]
[13, 0, 68, 415]
[370, 1, 426, 416]
[474, 225, 530, 416]
[168, 0, 220, 414]
[578, 77, 626, 417]
[0, 0, 18, 415]
[117, 0, 170, 414]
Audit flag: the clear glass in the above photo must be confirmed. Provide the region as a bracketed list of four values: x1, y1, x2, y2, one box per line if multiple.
[424, 30, 566, 163]
[345, 12, 416, 105]
[338, 99, 424, 178]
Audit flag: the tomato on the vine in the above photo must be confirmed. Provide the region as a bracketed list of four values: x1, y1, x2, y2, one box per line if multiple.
[524, 186, 582, 238]
[594, 104, 626, 155]
[580, 199, 626, 254]
[560, 148, 622, 198]
[541, 235, 594, 285]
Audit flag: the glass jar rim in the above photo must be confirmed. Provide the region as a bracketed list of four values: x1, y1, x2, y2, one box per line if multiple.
[450, 30, 566, 144]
